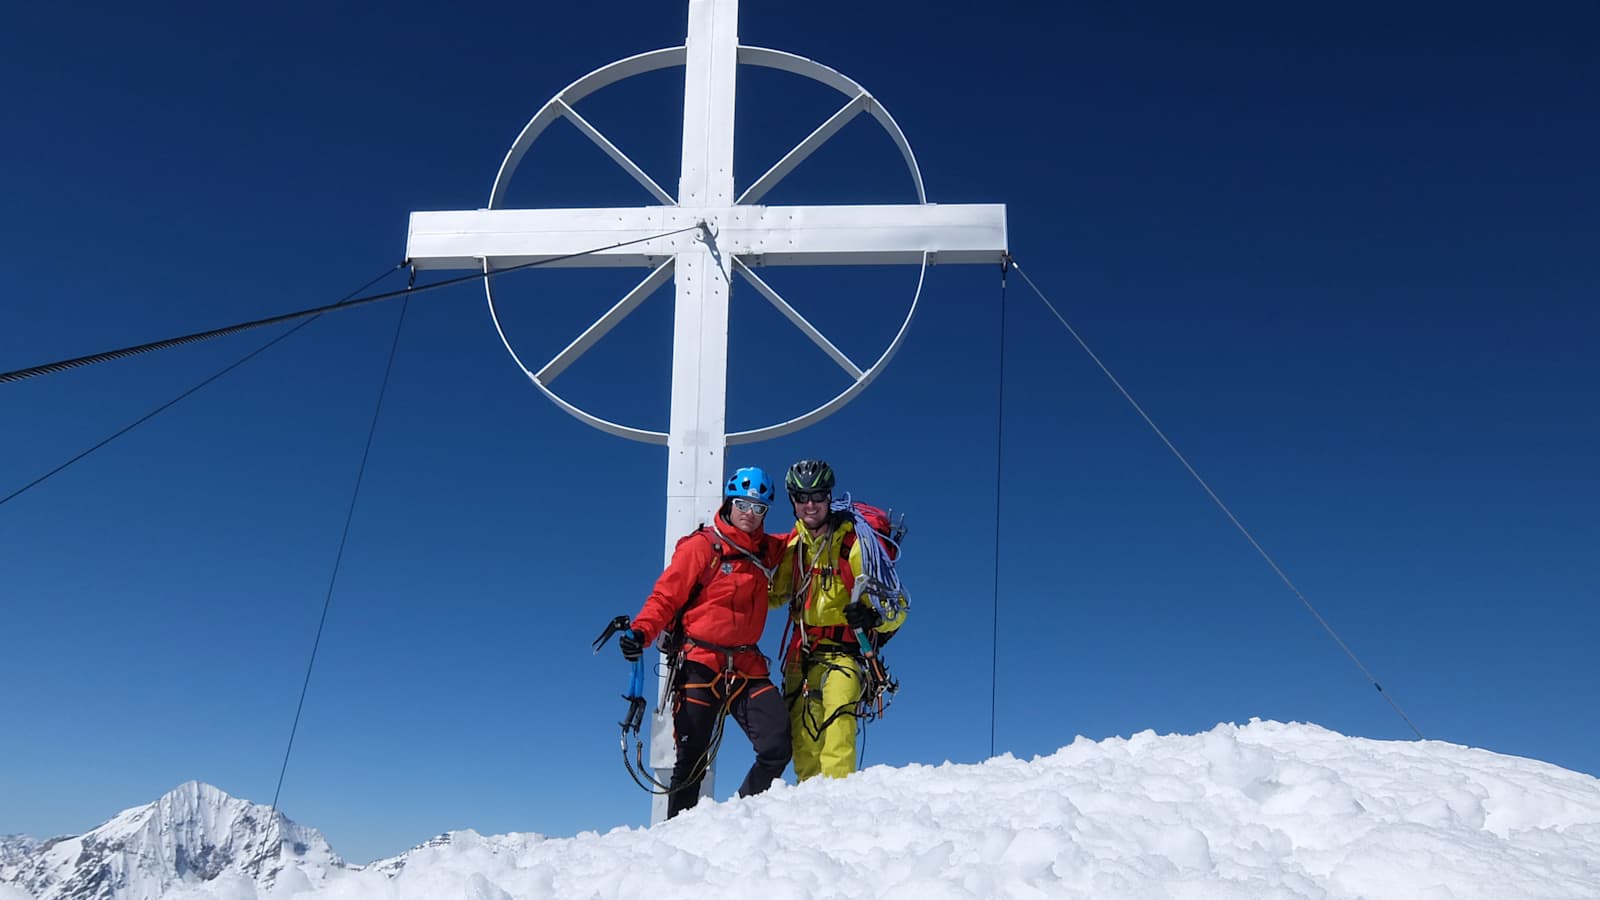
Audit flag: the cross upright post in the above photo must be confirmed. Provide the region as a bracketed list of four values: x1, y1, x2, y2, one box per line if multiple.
[404, 0, 1007, 824]
[657, 0, 740, 821]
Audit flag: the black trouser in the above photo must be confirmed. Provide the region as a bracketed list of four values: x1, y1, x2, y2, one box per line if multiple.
[667, 660, 792, 818]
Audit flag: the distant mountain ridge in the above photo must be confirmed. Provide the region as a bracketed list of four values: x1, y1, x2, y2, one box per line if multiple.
[0, 836, 42, 869]
[0, 782, 345, 900]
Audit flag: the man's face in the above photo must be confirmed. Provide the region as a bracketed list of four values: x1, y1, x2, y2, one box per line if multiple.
[728, 497, 768, 534]
[791, 490, 831, 530]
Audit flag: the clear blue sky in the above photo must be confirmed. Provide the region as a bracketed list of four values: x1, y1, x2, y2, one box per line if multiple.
[2, 0, 1595, 865]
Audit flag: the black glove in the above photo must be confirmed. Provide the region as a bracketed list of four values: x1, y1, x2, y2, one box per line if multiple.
[619, 629, 646, 662]
[843, 603, 882, 631]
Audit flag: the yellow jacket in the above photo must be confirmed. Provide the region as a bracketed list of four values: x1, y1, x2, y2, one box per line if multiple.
[771, 517, 907, 642]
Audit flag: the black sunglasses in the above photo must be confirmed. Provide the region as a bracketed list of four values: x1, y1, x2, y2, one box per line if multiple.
[791, 490, 831, 505]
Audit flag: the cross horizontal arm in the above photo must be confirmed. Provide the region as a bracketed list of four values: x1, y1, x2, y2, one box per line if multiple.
[408, 208, 693, 270]
[406, 203, 1007, 269]
[732, 203, 1006, 265]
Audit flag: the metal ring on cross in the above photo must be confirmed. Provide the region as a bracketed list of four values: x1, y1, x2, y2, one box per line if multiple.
[483, 45, 929, 445]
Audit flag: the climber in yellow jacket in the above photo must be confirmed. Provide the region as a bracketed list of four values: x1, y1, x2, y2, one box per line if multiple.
[770, 459, 906, 780]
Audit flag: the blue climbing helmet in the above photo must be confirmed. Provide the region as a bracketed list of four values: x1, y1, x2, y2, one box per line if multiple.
[724, 466, 776, 503]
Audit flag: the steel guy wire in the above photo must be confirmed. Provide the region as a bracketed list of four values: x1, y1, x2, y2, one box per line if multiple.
[0, 225, 703, 385]
[1008, 259, 1424, 740]
[990, 257, 1010, 759]
[0, 263, 406, 509]
[269, 292, 412, 819]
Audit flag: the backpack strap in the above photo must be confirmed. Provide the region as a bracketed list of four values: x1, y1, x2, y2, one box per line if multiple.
[689, 527, 724, 602]
[667, 525, 758, 640]
[691, 520, 775, 593]
[659, 528, 722, 651]
[838, 526, 858, 592]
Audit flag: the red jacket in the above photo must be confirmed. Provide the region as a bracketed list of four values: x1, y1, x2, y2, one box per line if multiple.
[632, 516, 784, 677]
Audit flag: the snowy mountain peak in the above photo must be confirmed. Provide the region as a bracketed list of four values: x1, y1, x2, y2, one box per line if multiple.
[0, 783, 342, 900]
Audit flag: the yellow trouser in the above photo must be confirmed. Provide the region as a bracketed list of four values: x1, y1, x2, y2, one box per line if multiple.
[784, 646, 863, 780]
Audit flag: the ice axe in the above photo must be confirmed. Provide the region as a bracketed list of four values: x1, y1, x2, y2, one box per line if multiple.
[592, 615, 647, 733]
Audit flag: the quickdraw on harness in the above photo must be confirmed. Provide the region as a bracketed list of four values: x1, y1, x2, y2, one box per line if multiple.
[594, 519, 778, 795]
[781, 495, 908, 741]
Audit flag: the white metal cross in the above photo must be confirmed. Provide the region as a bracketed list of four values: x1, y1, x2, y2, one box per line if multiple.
[404, 0, 1006, 823]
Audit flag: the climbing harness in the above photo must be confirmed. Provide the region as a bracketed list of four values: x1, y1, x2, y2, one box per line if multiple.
[789, 637, 899, 743]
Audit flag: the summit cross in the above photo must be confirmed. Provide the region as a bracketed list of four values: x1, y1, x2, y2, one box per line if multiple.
[404, 0, 1006, 822]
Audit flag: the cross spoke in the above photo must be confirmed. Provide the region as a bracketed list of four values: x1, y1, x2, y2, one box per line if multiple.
[736, 92, 871, 206]
[537, 259, 676, 384]
[733, 258, 863, 380]
[557, 99, 677, 207]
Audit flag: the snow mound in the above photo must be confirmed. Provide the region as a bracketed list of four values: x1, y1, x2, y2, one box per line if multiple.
[213, 720, 1600, 899]
[13, 720, 1600, 899]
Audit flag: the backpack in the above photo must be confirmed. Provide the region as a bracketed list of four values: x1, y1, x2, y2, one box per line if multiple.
[840, 501, 903, 560]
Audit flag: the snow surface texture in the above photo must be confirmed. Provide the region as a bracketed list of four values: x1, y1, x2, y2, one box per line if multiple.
[7, 721, 1600, 899]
